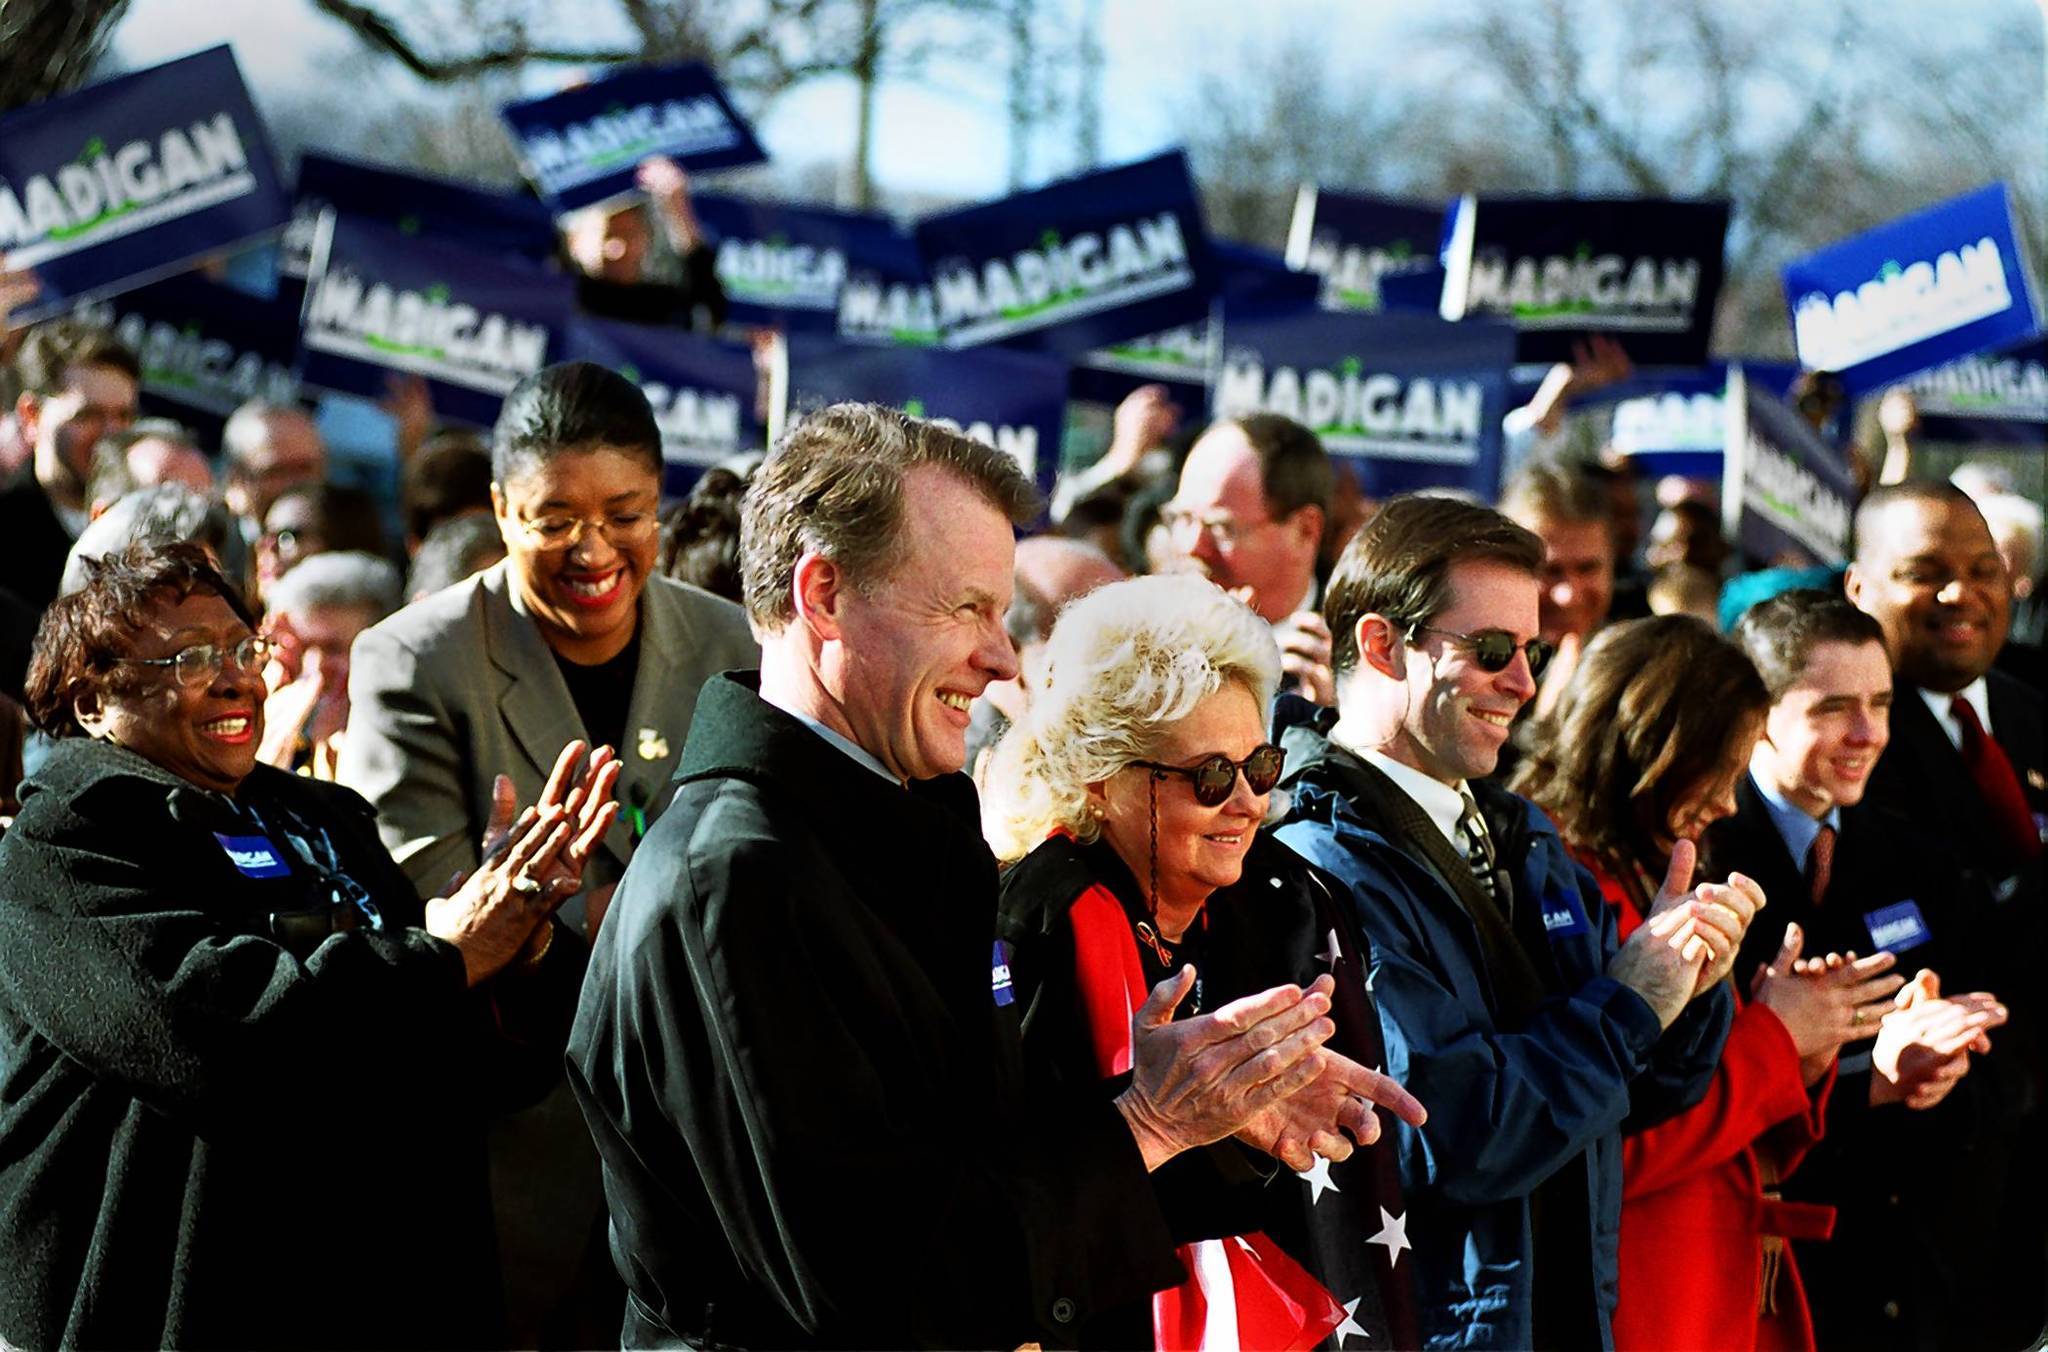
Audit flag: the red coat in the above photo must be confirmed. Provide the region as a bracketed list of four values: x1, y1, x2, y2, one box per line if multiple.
[1584, 854, 1837, 1352]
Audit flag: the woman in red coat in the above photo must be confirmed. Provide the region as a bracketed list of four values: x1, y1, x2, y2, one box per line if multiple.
[1514, 617, 1904, 1351]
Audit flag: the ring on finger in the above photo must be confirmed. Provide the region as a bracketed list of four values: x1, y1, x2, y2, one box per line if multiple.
[510, 874, 544, 897]
[1853, 1009, 1866, 1026]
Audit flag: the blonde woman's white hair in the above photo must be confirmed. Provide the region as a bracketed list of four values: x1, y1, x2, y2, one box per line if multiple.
[981, 573, 1281, 862]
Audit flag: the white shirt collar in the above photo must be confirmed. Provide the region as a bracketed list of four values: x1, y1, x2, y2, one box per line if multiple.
[1918, 675, 1992, 751]
[1327, 716, 1469, 854]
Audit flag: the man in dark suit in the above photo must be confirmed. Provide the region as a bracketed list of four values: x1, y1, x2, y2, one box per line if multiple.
[1712, 588, 2030, 1350]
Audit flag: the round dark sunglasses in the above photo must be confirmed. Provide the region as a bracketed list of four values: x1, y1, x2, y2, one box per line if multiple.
[1410, 624, 1556, 679]
[1133, 743, 1286, 807]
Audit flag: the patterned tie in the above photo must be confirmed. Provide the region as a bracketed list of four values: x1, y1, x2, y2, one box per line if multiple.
[1951, 695, 2042, 864]
[1457, 794, 1503, 913]
[1805, 823, 1836, 905]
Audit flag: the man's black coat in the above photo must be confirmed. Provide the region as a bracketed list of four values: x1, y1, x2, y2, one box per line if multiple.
[568, 673, 1183, 1350]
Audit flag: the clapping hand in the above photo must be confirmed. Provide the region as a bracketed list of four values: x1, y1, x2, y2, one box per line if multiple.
[1748, 923, 1904, 1085]
[1235, 1044, 1427, 1171]
[1870, 970, 2007, 1110]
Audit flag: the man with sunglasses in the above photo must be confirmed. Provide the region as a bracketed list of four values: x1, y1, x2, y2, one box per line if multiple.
[1275, 493, 1743, 1351]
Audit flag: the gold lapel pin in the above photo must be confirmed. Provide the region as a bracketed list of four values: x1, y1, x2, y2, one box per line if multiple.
[2027, 768, 2045, 792]
[637, 727, 671, 761]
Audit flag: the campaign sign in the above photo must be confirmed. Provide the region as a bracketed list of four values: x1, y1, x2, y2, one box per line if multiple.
[1723, 367, 1857, 567]
[1785, 183, 2040, 392]
[1544, 360, 1801, 478]
[72, 270, 300, 422]
[695, 194, 897, 332]
[917, 151, 1217, 356]
[1078, 243, 1316, 391]
[561, 317, 764, 493]
[299, 214, 574, 426]
[1440, 196, 1729, 365]
[1284, 187, 1445, 313]
[1212, 300, 1517, 498]
[836, 223, 940, 347]
[1902, 337, 2048, 445]
[282, 153, 558, 283]
[501, 63, 767, 213]
[784, 336, 1068, 496]
[0, 46, 290, 321]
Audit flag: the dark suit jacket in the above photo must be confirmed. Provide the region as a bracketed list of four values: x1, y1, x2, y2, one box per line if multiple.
[1708, 777, 2039, 1350]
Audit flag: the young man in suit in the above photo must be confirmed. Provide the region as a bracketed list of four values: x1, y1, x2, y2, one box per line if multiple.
[1712, 589, 2028, 1350]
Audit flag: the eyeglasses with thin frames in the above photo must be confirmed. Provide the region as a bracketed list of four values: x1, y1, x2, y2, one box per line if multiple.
[511, 509, 661, 553]
[119, 634, 273, 688]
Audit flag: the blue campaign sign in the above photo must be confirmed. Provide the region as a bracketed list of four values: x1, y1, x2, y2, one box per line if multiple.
[695, 194, 898, 333]
[1725, 367, 1857, 568]
[917, 151, 1218, 357]
[784, 336, 1068, 497]
[1900, 337, 2047, 445]
[72, 270, 300, 422]
[1440, 196, 1729, 365]
[1076, 243, 1315, 393]
[1212, 299, 1517, 499]
[299, 214, 574, 427]
[1785, 184, 2040, 393]
[501, 64, 767, 213]
[561, 317, 765, 494]
[836, 223, 940, 347]
[0, 46, 291, 322]
[282, 153, 558, 282]
[1284, 187, 1445, 314]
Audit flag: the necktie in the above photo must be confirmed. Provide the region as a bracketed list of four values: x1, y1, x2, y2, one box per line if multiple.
[1805, 823, 1836, 905]
[1457, 795, 1504, 914]
[1951, 694, 2042, 864]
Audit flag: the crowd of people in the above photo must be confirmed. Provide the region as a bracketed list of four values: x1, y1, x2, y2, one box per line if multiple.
[0, 161, 2042, 1352]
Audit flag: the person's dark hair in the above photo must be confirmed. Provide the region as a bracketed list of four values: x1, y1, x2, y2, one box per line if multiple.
[1851, 480, 1983, 566]
[491, 361, 662, 485]
[15, 320, 141, 396]
[741, 402, 1041, 629]
[26, 541, 257, 739]
[407, 514, 508, 600]
[1732, 588, 1889, 701]
[62, 485, 250, 597]
[661, 468, 747, 602]
[1499, 454, 1610, 530]
[1231, 412, 1333, 521]
[403, 431, 493, 544]
[1119, 475, 1177, 575]
[85, 419, 201, 507]
[266, 482, 389, 561]
[1512, 615, 1769, 870]
[1324, 493, 1546, 675]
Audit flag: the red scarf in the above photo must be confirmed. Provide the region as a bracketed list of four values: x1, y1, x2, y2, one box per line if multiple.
[1068, 880, 1345, 1351]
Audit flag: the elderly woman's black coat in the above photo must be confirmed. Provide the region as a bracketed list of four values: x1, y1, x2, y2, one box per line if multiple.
[0, 738, 584, 1349]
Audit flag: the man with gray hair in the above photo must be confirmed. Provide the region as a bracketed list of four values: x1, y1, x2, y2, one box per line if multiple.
[221, 399, 326, 537]
[84, 419, 212, 517]
[259, 551, 402, 778]
[570, 404, 1398, 1349]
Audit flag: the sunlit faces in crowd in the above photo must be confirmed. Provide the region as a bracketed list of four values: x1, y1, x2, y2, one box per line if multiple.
[1370, 557, 1544, 787]
[1754, 639, 1894, 818]
[1090, 680, 1270, 925]
[1165, 422, 1321, 622]
[73, 590, 265, 795]
[492, 445, 662, 666]
[1661, 722, 1762, 847]
[225, 407, 327, 525]
[564, 204, 652, 284]
[1847, 494, 2011, 693]
[1531, 515, 1615, 645]
[813, 464, 1020, 782]
[24, 360, 138, 500]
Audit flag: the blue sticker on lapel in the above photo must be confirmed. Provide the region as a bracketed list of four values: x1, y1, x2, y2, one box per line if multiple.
[1539, 887, 1590, 938]
[214, 833, 291, 879]
[1863, 900, 1931, 954]
[991, 939, 1016, 1008]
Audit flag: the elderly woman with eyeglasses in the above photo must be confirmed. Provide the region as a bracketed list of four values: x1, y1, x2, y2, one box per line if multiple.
[0, 541, 618, 1349]
[982, 573, 1427, 1351]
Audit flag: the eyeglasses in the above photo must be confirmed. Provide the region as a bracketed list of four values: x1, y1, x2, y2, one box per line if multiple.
[512, 509, 660, 553]
[119, 634, 273, 688]
[1409, 624, 1555, 678]
[1132, 743, 1286, 807]
[1887, 560, 2007, 593]
[1158, 506, 1270, 550]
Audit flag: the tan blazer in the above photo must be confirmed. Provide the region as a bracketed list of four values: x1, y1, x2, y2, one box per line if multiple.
[337, 562, 758, 917]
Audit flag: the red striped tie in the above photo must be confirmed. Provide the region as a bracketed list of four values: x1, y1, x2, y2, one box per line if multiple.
[1806, 824, 1836, 905]
[1951, 694, 2042, 864]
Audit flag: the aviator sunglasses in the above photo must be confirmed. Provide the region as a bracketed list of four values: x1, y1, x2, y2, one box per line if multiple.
[1133, 743, 1286, 807]
[1409, 624, 1556, 679]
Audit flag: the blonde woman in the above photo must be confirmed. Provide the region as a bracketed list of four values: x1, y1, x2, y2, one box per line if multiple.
[985, 574, 1424, 1351]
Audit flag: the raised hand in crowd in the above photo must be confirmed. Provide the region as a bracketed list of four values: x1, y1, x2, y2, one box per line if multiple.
[1869, 968, 2008, 1110]
[426, 740, 620, 985]
[1228, 584, 1336, 705]
[1747, 923, 1904, 1085]
[1115, 968, 1344, 1172]
[1102, 382, 1181, 479]
[0, 252, 38, 344]
[1605, 839, 1725, 1026]
[1518, 334, 1634, 437]
[636, 154, 702, 252]
[380, 373, 436, 465]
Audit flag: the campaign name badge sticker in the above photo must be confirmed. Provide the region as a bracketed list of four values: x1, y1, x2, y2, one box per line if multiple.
[215, 832, 291, 878]
[1862, 900, 1932, 954]
[991, 939, 1016, 1008]
[1539, 885, 1590, 938]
